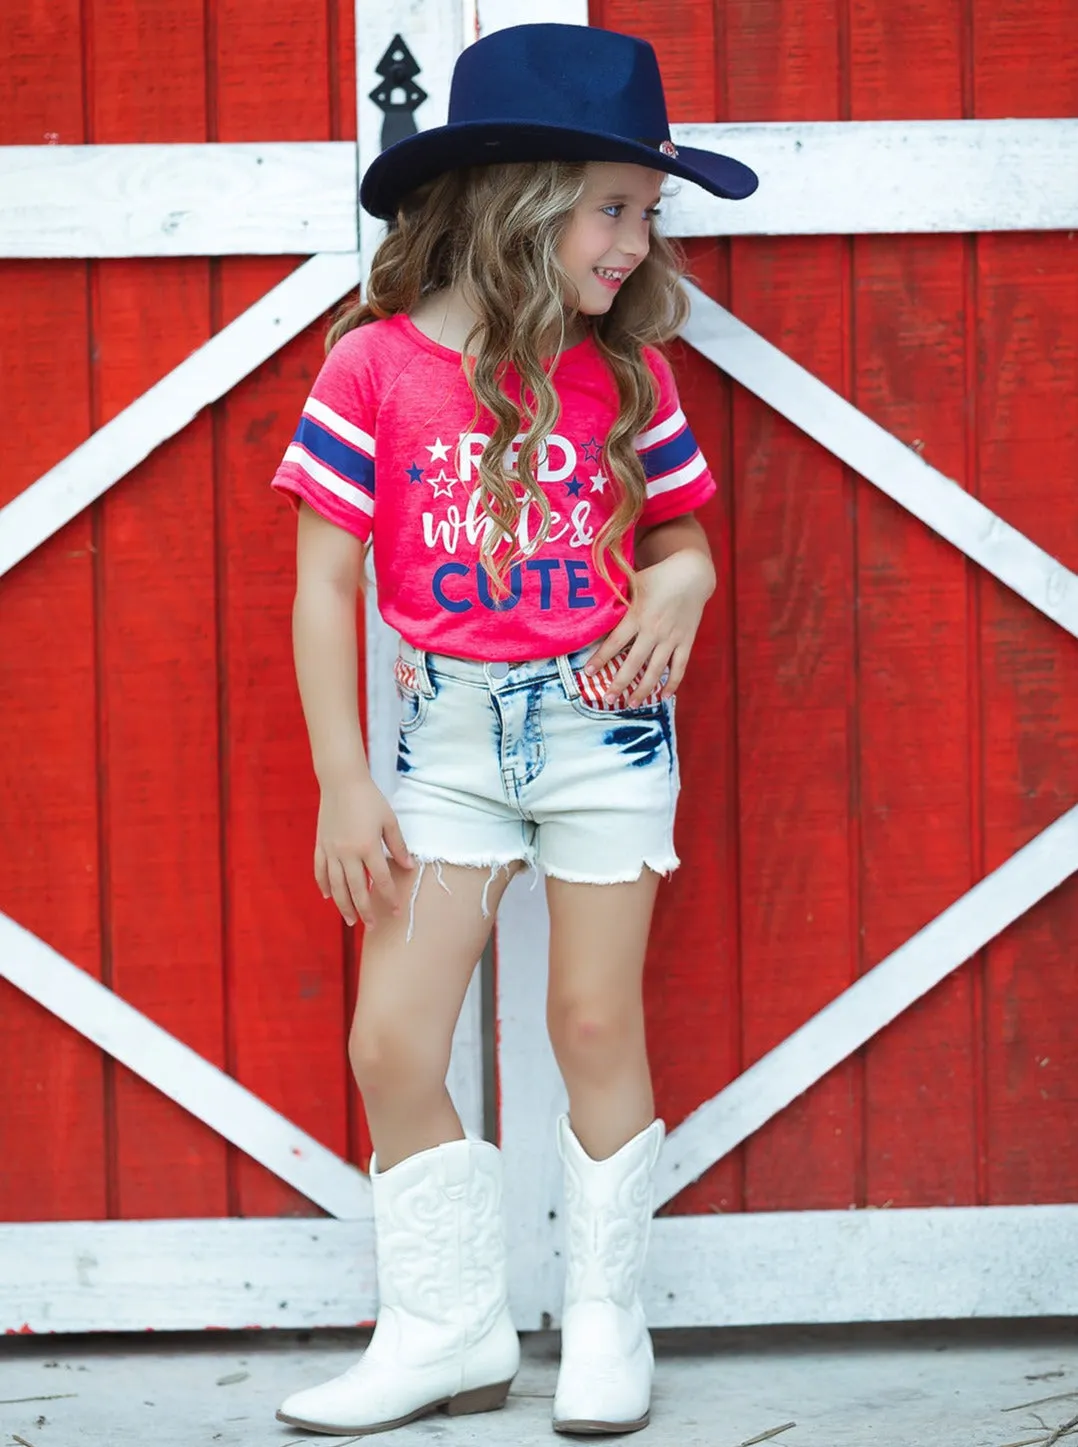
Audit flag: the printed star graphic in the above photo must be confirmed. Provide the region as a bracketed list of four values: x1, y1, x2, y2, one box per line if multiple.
[406, 462, 424, 484]
[581, 436, 603, 463]
[565, 476, 584, 498]
[590, 472, 608, 494]
[427, 468, 458, 498]
[426, 437, 452, 462]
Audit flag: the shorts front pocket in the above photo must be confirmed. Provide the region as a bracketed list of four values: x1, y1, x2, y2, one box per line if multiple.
[395, 656, 429, 734]
[569, 649, 666, 719]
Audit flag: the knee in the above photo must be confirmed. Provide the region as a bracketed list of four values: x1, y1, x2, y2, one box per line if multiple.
[547, 994, 644, 1082]
[348, 1013, 446, 1102]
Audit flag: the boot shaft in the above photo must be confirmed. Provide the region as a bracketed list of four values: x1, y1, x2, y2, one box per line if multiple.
[557, 1117, 664, 1309]
[372, 1138, 510, 1336]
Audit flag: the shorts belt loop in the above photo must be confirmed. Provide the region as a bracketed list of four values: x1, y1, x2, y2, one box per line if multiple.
[413, 648, 435, 698]
[557, 650, 581, 702]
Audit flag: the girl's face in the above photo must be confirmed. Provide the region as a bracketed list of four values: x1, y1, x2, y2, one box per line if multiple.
[558, 162, 664, 316]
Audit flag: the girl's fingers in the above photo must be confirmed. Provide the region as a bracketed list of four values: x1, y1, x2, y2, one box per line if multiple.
[344, 858, 375, 930]
[626, 647, 672, 709]
[608, 636, 653, 700]
[661, 645, 689, 700]
[364, 847, 399, 915]
[327, 857, 358, 927]
[383, 816, 414, 871]
[314, 845, 331, 899]
[585, 620, 637, 676]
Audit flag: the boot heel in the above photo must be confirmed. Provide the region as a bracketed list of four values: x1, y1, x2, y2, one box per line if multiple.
[446, 1380, 512, 1416]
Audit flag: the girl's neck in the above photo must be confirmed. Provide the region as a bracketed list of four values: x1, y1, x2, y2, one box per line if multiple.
[408, 286, 585, 358]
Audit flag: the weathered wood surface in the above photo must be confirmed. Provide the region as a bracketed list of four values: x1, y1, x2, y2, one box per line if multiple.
[4, 120, 1074, 259]
[0, 142, 357, 257]
[3, 1203, 1077, 1332]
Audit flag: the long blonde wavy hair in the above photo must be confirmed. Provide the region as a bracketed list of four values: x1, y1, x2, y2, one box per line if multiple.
[328, 160, 689, 597]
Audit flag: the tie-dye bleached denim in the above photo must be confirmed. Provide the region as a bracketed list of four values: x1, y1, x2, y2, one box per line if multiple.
[391, 640, 680, 898]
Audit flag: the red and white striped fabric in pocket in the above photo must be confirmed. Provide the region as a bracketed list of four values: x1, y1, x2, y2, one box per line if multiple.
[572, 650, 665, 712]
[394, 656, 419, 693]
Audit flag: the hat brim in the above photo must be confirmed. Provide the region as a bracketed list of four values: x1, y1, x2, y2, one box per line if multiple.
[360, 120, 758, 220]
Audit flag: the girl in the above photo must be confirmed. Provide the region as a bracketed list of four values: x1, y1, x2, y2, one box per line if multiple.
[271, 22, 756, 1439]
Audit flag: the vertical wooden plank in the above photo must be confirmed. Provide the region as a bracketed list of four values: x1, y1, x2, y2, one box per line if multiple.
[357, 0, 485, 1160]
[331, 0, 357, 143]
[214, 2, 351, 1215]
[492, 0, 588, 1330]
[591, 0, 744, 1217]
[0, 5, 108, 1222]
[974, 0, 1078, 1206]
[725, 0, 860, 1212]
[848, 2, 978, 1206]
[87, 0, 229, 1220]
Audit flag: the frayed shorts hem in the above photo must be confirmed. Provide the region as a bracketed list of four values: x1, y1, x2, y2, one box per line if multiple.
[540, 855, 680, 885]
[404, 852, 532, 941]
[403, 848, 679, 941]
[408, 848, 679, 886]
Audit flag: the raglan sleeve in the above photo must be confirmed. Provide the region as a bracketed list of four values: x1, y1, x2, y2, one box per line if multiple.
[635, 347, 717, 530]
[270, 328, 377, 543]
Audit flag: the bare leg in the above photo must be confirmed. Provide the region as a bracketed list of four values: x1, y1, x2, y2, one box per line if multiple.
[350, 860, 520, 1169]
[545, 871, 660, 1160]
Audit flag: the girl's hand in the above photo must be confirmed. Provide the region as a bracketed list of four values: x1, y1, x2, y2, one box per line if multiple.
[314, 773, 414, 928]
[585, 549, 715, 708]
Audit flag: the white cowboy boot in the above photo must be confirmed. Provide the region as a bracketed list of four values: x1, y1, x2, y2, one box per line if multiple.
[276, 1137, 520, 1436]
[553, 1115, 665, 1435]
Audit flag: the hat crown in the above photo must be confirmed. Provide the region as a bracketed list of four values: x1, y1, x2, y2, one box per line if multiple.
[448, 24, 671, 141]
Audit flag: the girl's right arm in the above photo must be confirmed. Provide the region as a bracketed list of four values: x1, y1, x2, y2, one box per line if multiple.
[292, 502, 413, 928]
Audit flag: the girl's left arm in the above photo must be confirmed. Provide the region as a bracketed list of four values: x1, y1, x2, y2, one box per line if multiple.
[585, 514, 716, 707]
[633, 513, 714, 574]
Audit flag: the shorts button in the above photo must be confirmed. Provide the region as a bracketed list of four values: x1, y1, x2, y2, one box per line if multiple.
[489, 662, 510, 680]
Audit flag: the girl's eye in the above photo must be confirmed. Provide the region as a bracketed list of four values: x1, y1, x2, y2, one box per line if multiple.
[601, 203, 661, 219]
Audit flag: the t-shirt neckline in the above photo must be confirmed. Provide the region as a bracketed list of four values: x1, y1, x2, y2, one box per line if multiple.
[395, 312, 594, 367]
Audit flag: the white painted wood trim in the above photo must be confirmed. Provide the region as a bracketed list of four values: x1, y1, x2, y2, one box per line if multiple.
[681, 283, 1078, 640]
[0, 251, 360, 581]
[0, 913, 372, 1221]
[666, 119, 1078, 235]
[0, 143, 358, 257]
[482, 0, 589, 1334]
[497, 874, 568, 1329]
[356, 0, 486, 1141]
[1, 120, 1074, 258]
[655, 804, 1078, 1207]
[356, 0, 460, 795]
[644, 1205, 1078, 1327]
[3, 1203, 1075, 1332]
[0, 1219, 376, 1333]
[473, 0, 587, 33]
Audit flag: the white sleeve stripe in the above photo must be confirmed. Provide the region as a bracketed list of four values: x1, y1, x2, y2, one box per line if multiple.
[635, 407, 688, 452]
[644, 451, 708, 498]
[284, 444, 375, 515]
[303, 397, 375, 456]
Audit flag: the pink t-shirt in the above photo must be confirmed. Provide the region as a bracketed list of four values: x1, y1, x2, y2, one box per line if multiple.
[271, 314, 715, 661]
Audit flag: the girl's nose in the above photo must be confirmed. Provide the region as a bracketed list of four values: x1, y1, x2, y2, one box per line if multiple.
[619, 218, 651, 262]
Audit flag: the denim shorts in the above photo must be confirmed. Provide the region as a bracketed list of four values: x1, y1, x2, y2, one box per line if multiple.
[391, 639, 681, 899]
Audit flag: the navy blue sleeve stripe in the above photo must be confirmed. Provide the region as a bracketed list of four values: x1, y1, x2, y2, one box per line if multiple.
[641, 426, 700, 481]
[294, 416, 376, 495]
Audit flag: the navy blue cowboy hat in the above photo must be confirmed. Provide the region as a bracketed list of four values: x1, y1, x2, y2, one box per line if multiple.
[360, 23, 758, 220]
